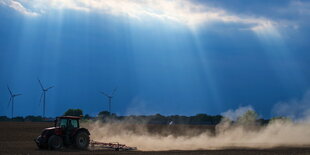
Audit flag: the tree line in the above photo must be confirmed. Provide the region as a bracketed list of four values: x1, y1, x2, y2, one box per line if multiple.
[0, 108, 282, 125]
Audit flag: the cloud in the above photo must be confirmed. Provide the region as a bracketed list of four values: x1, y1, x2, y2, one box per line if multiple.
[1, 0, 275, 31]
[273, 90, 310, 121]
[0, 0, 38, 16]
[289, 0, 310, 16]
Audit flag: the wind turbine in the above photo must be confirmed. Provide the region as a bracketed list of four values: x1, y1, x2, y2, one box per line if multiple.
[38, 79, 54, 118]
[99, 88, 117, 115]
[7, 85, 22, 118]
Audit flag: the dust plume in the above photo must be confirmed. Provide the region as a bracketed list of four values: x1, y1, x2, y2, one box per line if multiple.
[83, 116, 310, 151]
[83, 92, 310, 151]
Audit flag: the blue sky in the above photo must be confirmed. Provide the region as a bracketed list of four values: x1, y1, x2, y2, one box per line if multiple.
[0, 0, 310, 118]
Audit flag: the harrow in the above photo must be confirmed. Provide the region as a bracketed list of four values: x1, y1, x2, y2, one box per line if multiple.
[89, 140, 137, 151]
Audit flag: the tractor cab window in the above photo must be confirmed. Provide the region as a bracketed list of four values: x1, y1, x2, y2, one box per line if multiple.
[58, 119, 68, 128]
[69, 119, 78, 128]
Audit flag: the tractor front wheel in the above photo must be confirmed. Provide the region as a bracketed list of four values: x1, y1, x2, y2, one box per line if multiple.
[74, 132, 90, 149]
[48, 135, 63, 150]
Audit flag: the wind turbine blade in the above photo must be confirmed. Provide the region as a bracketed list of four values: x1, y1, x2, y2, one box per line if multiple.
[7, 85, 13, 96]
[7, 97, 12, 107]
[38, 79, 44, 90]
[46, 86, 54, 90]
[99, 91, 109, 97]
[112, 87, 117, 96]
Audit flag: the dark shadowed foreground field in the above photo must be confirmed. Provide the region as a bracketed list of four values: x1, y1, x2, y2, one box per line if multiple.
[0, 122, 310, 155]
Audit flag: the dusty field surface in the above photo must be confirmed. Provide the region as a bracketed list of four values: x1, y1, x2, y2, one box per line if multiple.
[1, 122, 310, 155]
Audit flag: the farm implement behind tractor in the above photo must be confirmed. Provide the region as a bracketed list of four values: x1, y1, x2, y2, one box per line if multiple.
[90, 140, 137, 151]
[35, 116, 137, 151]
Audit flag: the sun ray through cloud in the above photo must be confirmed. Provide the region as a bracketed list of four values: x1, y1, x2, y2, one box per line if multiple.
[1, 0, 281, 33]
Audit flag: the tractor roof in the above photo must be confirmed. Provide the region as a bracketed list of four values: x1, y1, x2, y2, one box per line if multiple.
[58, 116, 81, 119]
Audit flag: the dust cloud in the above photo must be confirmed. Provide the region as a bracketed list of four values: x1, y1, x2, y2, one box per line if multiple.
[82, 116, 310, 151]
[83, 92, 310, 151]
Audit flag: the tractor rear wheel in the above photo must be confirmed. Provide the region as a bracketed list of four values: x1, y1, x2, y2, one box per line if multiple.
[48, 135, 63, 150]
[74, 132, 90, 149]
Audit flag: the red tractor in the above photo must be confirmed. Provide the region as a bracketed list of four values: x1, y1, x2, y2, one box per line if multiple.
[35, 116, 90, 150]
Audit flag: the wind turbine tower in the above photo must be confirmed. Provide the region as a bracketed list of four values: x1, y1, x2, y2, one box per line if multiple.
[38, 79, 54, 118]
[7, 85, 22, 118]
[99, 88, 117, 115]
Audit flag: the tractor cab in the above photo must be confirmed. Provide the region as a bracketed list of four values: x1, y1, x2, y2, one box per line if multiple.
[55, 116, 80, 129]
